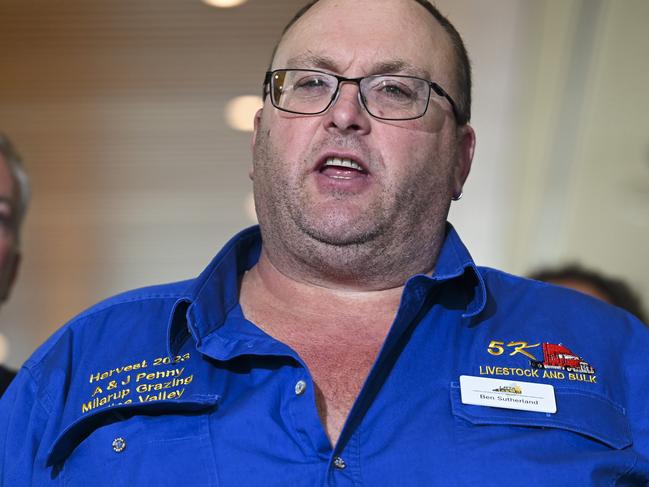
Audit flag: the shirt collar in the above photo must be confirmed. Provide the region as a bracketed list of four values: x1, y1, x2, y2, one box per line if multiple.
[430, 223, 487, 318]
[167, 223, 486, 356]
[167, 226, 261, 357]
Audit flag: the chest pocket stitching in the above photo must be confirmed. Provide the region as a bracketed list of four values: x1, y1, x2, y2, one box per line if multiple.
[449, 382, 631, 450]
[47, 395, 220, 466]
[60, 414, 217, 487]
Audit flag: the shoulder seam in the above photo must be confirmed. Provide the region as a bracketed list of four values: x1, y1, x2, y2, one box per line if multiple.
[70, 292, 183, 324]
[19, 365, 54, 414]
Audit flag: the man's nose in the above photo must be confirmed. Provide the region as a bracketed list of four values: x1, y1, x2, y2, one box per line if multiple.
[323, 83, 371, 134]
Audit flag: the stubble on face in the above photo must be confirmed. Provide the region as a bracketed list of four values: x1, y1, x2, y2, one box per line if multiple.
[254, 128, 381, 245]
[252, 122, 456, 288]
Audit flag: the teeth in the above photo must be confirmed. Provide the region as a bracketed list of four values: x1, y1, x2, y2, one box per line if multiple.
[324, 157, 364, 171]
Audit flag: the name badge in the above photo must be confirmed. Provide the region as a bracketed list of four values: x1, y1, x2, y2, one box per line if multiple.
[460, 375, 557, 413]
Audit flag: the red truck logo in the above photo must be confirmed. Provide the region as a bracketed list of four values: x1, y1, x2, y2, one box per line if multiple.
[530, 343, 595, 374]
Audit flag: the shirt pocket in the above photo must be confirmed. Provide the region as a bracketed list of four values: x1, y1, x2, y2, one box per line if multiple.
[449, 382, 638, 485]
[48, 396, 220, 487]
[450, 382, 631, 449]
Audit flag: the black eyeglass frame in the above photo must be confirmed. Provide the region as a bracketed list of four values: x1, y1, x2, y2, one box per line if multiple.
[263, 68, 463, 123]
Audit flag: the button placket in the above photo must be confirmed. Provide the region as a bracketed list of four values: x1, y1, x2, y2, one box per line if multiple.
[287, 369, 332, 458]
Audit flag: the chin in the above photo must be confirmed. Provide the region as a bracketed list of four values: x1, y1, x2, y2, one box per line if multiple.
[298, 219, 384, 247]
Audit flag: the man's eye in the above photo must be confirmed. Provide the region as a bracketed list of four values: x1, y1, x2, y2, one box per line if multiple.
[294, 77, 330, 91]
[380, 83, 413, 99]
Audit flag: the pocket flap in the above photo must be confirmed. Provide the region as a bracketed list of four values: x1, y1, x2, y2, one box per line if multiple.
[46, 394, 219, 466]
[450, 382, 631, 450]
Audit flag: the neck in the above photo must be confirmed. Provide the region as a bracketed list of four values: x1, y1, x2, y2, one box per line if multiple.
[242, 249, 406, 319]
[257, 223, 445, 292]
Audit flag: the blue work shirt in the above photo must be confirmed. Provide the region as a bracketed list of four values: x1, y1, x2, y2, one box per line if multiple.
[1, 225, 648, 486]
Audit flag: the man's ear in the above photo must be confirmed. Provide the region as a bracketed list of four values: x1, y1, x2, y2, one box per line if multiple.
[249, 108, 264, 180]
[453, 124, 476, 197]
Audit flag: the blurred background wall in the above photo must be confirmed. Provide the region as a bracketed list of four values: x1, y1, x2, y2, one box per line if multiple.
[0, 0, 647, 368]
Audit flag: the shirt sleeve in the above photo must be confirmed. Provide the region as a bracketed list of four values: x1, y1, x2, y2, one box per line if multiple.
[0, 366, 52, 486]
[623, 316, 649, 466]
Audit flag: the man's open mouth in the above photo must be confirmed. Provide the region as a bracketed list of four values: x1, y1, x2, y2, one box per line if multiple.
[318, 157, 368, 179]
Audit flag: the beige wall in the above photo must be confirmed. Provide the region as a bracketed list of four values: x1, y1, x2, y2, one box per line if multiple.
[510, 0, 649, 301]
[1, 0, 647, 367]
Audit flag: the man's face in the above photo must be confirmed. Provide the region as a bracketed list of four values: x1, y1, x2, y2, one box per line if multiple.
[0, 155, 20, 303]
[251, 0, 474, 263]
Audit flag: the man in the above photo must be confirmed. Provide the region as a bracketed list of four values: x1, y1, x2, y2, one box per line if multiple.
[1, 0, 648, 485]
[0, 134, 29, 397]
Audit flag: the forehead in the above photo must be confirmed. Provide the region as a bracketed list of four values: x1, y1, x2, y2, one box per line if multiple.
[274, 0, 454, 82]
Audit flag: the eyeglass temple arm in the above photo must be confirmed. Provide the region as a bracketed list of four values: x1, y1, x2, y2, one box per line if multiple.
[430, 82, 463, 124]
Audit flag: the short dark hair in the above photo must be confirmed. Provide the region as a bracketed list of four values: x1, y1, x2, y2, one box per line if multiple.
[530, 264, 647, 324]
[269, 0, 472, 125]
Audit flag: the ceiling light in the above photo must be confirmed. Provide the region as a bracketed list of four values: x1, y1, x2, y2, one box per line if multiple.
[202, 0, 248, 8]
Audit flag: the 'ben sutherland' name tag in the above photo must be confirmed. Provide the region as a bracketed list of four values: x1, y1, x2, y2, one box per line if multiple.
[460, 375, 557, 414]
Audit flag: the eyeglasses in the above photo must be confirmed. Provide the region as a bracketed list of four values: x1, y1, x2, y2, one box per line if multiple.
[263, 69, 462, 122]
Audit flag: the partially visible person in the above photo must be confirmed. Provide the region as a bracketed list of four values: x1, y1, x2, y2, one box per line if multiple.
[530, 264, 647, 324]
[0, 134, 30, 396]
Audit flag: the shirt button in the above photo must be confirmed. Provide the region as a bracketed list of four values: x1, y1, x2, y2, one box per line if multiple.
[333, 456, 346, 470]
[112, 437, 126, 453]
[294, 380, 307, 395]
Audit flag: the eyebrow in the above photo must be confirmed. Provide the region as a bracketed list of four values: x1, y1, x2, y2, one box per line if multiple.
[370, 61, 431, 80]
[285, 52, 339, 72]
[284, 52, 432, 80]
